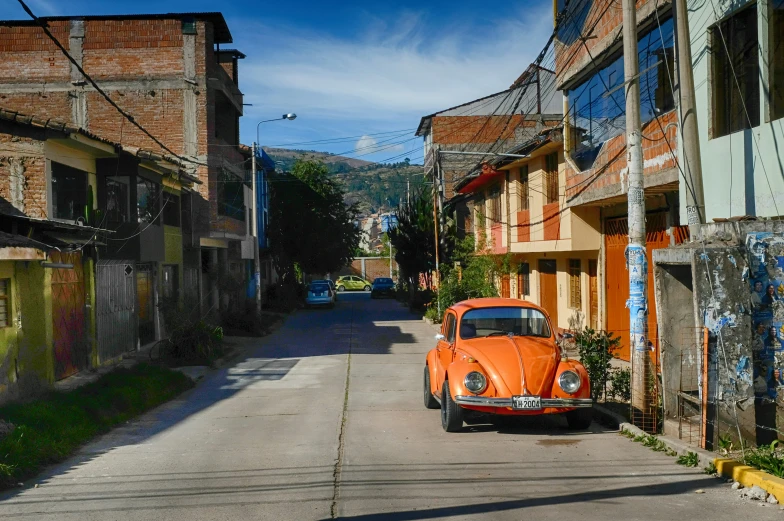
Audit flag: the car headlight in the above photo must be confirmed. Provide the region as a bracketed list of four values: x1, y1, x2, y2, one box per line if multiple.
[464, 371, 487, 394]
[558, 370, 581, 394]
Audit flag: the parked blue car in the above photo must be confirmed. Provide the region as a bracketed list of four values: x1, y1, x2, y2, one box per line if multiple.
[370, 277, 395, 299]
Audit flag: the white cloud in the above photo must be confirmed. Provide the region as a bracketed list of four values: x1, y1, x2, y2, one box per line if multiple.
[234, 4, 555, 126]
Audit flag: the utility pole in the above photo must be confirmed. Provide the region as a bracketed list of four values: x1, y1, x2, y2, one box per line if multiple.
[622, 0, 651, 421]
[407, 177, 410, 206]
[675, 0, 705, 239]
[433, 157, 441, 315]
[251, 143, 263, 315]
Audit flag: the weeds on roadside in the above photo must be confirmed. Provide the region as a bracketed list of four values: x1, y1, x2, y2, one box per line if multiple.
[704, 462, 718, 475]
[0, 364, 193, 489]
[744, 441, 784, 478]
[622, 429, 677, 457]
[677, 452, 699, 467]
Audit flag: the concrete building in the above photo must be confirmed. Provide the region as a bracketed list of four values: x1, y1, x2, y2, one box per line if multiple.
[455, 127, 601, 333]
[555, 0, 690, 360]
[0, 107, 197, 401]
[0, 12, 254, 317]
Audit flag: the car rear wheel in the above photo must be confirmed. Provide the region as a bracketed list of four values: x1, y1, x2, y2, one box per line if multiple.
[423, 366, 439, 410]
[337, 285, 345, 292]
[363, 285, 371, 292]
[566, 407, 593, 430]
[441, 380, 464, 432]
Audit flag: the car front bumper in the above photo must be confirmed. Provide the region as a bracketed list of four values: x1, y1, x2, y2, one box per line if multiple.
[454, 396, 593, 408]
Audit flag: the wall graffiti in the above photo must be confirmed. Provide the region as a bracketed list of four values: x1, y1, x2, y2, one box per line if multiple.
[747, 233, 784, 402]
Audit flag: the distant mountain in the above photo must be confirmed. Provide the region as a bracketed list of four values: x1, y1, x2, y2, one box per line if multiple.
[264, 147, 426, 216]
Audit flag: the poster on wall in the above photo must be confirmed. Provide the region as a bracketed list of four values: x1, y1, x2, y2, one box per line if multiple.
[747, 233, 784, 401]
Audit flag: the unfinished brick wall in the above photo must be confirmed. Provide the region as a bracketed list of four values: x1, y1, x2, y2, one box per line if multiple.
[564, 110, 678, 202]
[0, 15, 248, 240]
[0, 123, 47, 219]
[432, 115, 531, 145]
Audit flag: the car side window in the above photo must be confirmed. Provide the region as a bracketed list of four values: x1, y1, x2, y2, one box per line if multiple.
[443, 313, 456, 343]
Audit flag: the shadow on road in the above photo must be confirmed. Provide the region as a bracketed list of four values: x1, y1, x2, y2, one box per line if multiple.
[0, 293, 417, 504]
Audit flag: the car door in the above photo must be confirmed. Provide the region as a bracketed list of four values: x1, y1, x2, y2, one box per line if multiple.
[436, 311, 457, 389]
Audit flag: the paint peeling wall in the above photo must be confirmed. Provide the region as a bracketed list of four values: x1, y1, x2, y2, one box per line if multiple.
[686, 223, 784, 446]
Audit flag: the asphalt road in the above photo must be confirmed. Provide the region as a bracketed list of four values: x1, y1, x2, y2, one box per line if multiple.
[0, 293, 777, 520]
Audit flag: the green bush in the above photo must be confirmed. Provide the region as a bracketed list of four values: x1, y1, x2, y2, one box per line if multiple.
[434, 251, 498, 313]
[0, 364, 193, 489]
[574, 328, 621, 401]
[609, 367, 631, 402]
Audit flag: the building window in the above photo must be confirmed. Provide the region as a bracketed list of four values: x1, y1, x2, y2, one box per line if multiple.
[517, 263, 530, 298]
[712, 4, 759, 138]
[162, 192, 181, 227]
[544, 153, 559, 204]
[105, 176, 130, 226]
[488, 186, 501, 223]
[218, 169, 246, 221]
[771, 0, 784, 121]
[0, 279, 9, 328]
[519, 166, 529, 211]
[51, 161, 87, 221]
[137, 177, 160, 224]
[568, 16, 675, 170]
[568, 259, 581, 309]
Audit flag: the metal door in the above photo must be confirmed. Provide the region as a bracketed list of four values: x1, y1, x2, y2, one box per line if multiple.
[538, 259, 558, 329]
[604, 213, 670, 361]
[96, 260, 137, 362]
[51, 251, 87, 380]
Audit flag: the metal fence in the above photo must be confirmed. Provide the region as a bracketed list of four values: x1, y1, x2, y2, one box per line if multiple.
[96, 260, 137, 363]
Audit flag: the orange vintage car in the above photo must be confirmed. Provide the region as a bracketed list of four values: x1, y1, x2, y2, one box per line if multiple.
[424, 298, 593, 432]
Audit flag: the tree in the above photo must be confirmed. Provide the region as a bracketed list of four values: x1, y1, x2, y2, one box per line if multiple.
[388, 188, 436, 296]
[268, 160, 360, 283]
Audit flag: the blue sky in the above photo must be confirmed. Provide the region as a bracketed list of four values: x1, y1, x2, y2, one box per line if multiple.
[1, 0, 554, 164]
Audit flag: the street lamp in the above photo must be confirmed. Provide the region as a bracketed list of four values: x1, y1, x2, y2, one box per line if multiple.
[252, 113, 297, 314]
[256, 113, 297, 148]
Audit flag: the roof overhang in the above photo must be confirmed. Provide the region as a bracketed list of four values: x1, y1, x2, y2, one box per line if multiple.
[457, 164, 504, 195]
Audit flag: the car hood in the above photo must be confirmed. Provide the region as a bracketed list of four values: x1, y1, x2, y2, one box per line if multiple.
[458, 336, 559, 396]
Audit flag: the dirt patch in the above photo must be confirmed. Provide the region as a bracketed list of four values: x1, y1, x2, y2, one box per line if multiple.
[537, 439, 583, 446]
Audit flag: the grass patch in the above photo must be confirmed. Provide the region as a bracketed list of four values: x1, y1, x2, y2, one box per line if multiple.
[0, 363, 193, 489]
[677, 452, 699, 467]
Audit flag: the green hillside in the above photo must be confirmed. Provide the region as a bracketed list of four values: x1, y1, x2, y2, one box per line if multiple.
[264, 147, 427, 215]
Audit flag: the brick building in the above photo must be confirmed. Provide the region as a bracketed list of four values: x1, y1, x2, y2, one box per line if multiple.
[554, 0, 689, 360]
[0, 12, 253, 316]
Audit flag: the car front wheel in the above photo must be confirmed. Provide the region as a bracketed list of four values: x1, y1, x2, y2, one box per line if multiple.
[441, 380, 464, 432]
[337, 285, 345, 292]
[424, 366, 439, 409]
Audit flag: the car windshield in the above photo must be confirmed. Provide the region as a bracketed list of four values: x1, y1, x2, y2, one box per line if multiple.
[460, 307, 551, 339]
[309, 283, 329, 292]
[374, 278, 392, 285]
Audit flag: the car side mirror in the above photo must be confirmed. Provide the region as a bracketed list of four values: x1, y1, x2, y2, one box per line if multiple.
[435, 333, 445, 341]
[561, 332, 574, 340]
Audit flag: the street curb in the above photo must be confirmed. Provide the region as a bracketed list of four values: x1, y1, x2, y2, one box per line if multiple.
[619, 422, 716, 468]
[714, 459, 784, 502]
[592, 403, 627, 429]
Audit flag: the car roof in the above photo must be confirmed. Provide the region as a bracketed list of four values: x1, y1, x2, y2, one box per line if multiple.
[450, 298, 545, 316]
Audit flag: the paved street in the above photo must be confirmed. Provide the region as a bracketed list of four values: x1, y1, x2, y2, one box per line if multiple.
[0, 293, 777, 520]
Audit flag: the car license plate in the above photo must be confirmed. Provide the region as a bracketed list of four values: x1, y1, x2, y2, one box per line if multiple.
[512, 396, 542, 410]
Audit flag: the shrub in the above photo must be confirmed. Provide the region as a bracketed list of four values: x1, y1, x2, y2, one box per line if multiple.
[609, 367, 631, 402]
[157, 297, 224, 366]
[434, 253, 498, 313]
[574, 328, 621, 401]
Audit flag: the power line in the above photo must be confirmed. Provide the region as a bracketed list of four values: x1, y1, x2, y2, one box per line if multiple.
[17, 0, 207, 168]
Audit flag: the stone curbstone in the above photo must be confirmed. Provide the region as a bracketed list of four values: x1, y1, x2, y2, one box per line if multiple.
[714, 459, 784, 503]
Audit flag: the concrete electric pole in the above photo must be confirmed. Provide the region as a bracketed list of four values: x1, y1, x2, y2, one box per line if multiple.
[675, 0, 705, 238]
[251, 143, 263, 315]
[622, 0, 652, 419]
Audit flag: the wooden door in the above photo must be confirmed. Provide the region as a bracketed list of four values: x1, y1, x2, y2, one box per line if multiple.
[604, 213, 670, 361]
[588, 259, 598, 330]
[51, 251, 87, 380]
[538, 259, 558, 329]
[500, 274, 510, 298]
[136, 263, 155, 346]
